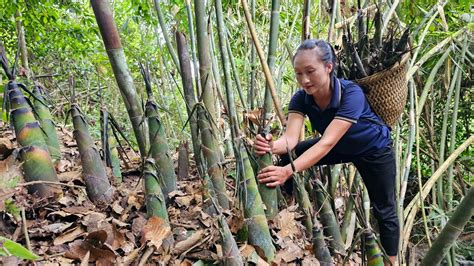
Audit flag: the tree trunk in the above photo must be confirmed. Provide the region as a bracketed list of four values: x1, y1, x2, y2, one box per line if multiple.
[90, 0, 148, 156]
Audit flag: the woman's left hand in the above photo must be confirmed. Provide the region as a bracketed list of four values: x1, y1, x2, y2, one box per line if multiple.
[257, 165, 293, 187]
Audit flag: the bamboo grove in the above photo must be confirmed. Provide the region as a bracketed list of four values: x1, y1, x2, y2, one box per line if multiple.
[0, 0, 472, 264]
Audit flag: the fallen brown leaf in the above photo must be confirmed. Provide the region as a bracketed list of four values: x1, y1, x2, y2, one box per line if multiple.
[174, 230, 205, 254]
[111, 225, 125, 250]
[112, 201, 124, 214]
[141, 216, 172, 249]
[0, 137, 13, 159]
[274, 242, 304, 263]
[275, 208, 299, 239]
[175, 195, 193, 207]
[131, 215, 147, 236]
[301, 257, 320, 266]
[43, 222, 74, 234]
[65, 230, 116, 263]
[240, 244, 269, 265]
[58, 170, 82, 181]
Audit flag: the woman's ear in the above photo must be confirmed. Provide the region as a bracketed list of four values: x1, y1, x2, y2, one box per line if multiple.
[326, 62, 333, 74]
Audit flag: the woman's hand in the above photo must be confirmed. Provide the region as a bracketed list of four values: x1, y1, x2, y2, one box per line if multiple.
[257, 165, 293, 187]
[253, 133, 273, 156]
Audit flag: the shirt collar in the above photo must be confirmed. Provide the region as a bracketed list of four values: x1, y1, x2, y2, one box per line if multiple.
[304, 75, 341, 110]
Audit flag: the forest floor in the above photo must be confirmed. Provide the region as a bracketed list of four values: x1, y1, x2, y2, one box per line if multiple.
[0, 122, 362, 265]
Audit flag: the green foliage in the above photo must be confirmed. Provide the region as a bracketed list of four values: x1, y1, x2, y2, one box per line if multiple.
[4, 199, 20, 221]
[0, 237, 39, 260]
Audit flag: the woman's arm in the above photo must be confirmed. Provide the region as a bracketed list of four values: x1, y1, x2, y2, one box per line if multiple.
[253, 112, 304, 155]
[272, 113, 304, 155]
[291, 118, 352, 172]
[257, 118, 352, 187]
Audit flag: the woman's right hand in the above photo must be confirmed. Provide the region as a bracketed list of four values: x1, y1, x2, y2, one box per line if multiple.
[253, 133, 273, 156]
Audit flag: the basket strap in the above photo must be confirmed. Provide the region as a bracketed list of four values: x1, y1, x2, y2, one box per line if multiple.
[338, 79, 391, 130]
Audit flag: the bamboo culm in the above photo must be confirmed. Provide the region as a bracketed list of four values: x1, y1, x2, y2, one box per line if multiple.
[314, 178, 345, 255]
[144, 158, 169, 221]
[145, 93, 177, 199]
[7, 81, 59, 197]
[71, 104, 113, 208]
[420, 186, 474, 266]
[32, 84, 61, 164]
[90, 0, 149, 156]
[175, 31, 204, 177]
[257, 0, 280, 219]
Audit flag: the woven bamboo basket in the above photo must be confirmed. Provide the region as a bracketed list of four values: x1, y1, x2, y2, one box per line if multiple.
[355, 53, 410, 128]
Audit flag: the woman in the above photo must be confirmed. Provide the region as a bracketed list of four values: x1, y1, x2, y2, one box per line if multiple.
[254, 39, 398, 265]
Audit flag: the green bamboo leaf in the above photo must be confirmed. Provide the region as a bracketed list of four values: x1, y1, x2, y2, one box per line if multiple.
[0, 237, 39, 260]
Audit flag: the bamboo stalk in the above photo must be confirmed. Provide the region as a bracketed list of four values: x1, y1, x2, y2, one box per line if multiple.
[240, 145, 276, 261]
[302, 0, 311, 40]
[241, 0, 286, 125]
[403, 135, 474, 220]
[71, 104, 113, 208]
[341, 166, 358, 244]
[32, 84, 61, 164]
[364, 231, 384, 266]
[144, 75, 177, 199]
[90, 0, 148, 156]
[15, 10, 29, 77]
[295, 173, 313, 237]
[197, 104, 230, 209]
[414, 85, 432, 247]
[380, 0, 400, 36]
[7, 81, 59, 197]
[175, 31, 203, 177]
[184, 0, 202, 97]
[416, 47, 451, 117]
[314, 179, 345, 255]
[312, 218, 332, 264]
[101, 109, 122, 182]
[194, 0, 218, 123]
[144, 158, 169, 220]
[446, 37, 468, 211]
[152, 0, 180, 74]
[399, 80, 415, 255]
[409, 1, 447, 68]
[327, 0, 338, 42]
[406, 29, 464, 79]
[218, 215, 243, 265]
[225, 33, 247, 110]
[208, 22, 225, 112]
[420, 186, 474, 266]
[436, 41, 467, 211]
[257, 0, 280, 219]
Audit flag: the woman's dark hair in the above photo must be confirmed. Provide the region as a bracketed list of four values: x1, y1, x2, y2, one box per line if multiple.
[293, 39, 337, 76]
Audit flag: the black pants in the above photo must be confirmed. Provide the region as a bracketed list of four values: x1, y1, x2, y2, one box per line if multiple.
[280, 138, 399, 256]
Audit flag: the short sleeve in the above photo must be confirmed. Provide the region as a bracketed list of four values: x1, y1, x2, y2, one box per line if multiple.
[335, 85, 365, 123]
[288, 90, 306, 116]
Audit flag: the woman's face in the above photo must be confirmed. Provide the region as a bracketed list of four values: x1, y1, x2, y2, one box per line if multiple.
[293, 49, 333, 95]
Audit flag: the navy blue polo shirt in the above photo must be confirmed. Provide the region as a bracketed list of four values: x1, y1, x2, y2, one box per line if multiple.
[288, 76, 391, 156]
